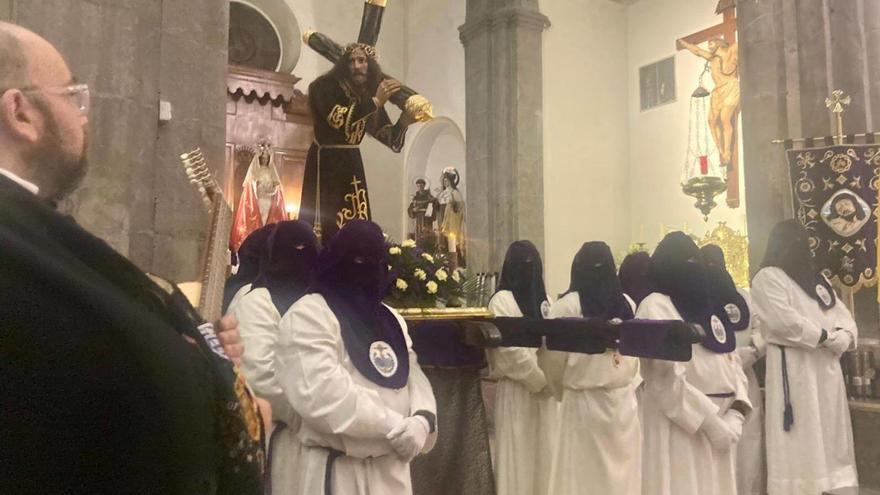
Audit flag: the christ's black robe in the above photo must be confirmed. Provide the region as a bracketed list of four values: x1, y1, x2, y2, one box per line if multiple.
[300, 75, 408, 243]
[0, 175, 263, 494]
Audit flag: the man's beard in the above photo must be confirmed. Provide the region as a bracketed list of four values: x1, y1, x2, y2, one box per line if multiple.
[346, 66, 371, 98]
[27, 100, 89, 202]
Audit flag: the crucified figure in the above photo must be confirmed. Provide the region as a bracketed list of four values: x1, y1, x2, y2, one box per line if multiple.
[677, 37, 740, 168]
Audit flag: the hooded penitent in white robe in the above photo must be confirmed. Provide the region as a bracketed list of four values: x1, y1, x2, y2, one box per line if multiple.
[543, 292, 641, 495]
[636, 292, 751, 495]
[487, 290, 558, 495]
[750, 267, 857, 495]
[734, 289, 767, 495]
[230, 287, 303, 495]
[275, 294, 437, 495]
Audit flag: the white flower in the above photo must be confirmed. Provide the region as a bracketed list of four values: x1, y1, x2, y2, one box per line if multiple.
[426, 281, 438, 294]
[414, 268, 427, 281]
[395, 279, 408, 291]
[402, 239, 416, 248]
[421, 253, 435, 263]
[435, 269, 448, 281]
[389, 246, 401, 255]
[452, 270, 461, 283]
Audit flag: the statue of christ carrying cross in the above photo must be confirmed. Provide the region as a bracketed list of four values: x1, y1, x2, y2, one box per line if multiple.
[299, 0, 433, 243]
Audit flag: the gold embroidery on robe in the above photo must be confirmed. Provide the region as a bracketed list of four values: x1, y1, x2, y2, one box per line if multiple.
[345, 114, 367, 144]
[328, 104, 348, 130]
[337, 80, 374, 144]
[233, 367, 266, 471]
[336, 175, 370, 228]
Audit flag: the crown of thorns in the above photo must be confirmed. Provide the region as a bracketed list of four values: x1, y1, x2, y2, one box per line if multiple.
[344, 42, 378, 60]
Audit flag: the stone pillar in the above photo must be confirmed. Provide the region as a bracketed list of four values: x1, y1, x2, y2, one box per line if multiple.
[738, 0, 789, 274]
[739, 0, 880, 272]
[739, 0, 880, 338]
[0, 1, 11, 20]
[13, 0, 229, 282]
[459, 0, 549, 273]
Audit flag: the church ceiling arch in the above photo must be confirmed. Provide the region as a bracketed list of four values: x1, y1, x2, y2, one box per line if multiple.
[229, 0, 302, 73]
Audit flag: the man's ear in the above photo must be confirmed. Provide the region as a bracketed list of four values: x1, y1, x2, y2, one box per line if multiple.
[0, 90, 41, 144]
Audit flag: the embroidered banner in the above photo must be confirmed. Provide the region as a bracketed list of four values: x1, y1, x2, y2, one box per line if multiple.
[786, 144, 880, 289]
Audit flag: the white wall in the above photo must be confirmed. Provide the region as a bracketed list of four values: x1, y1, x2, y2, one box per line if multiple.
[542, 0, 631, 297]
[399, 0, 467, 241]
[626, 0, 748, 249]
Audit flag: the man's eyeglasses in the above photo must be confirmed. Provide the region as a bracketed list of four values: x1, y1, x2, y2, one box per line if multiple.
[17, 83, 90, 116]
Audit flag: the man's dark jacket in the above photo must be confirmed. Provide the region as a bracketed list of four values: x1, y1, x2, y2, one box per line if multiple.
[0, 175, 262, 494]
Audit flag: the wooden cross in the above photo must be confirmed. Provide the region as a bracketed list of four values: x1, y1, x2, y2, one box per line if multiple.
[678, 0, 737, 46]
[302, 0, 433, 122]
[677, 0, 741, 208]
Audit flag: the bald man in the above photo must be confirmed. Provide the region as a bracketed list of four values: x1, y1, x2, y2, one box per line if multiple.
[0, 23, 263, 494]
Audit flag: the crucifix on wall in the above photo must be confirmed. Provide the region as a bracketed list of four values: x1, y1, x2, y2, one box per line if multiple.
[676, 0, 741, 209]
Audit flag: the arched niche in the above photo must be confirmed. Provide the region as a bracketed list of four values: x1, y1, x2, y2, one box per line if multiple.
[402, 117, 466, 236]
[230, 0, 302, 73]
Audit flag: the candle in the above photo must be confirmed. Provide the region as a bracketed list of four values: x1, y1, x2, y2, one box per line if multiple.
[448, 234, 457, 253]
[285, 202, 299, 220]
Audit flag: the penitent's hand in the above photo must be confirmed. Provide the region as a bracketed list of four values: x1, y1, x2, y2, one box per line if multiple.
[216, 314, 244, 366]
[386, 416, 430, 461]
[375, 78, 402, 107]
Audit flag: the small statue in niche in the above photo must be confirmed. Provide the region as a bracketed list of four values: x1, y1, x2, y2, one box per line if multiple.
[230, 140, 288, 253]
[407, 177, 438, 251]
[437, 167, 465, 265]
[250, 141, 286, 225]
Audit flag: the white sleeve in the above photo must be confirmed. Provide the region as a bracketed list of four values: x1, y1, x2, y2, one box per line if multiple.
[232, 290, 293, 420]
[636, 295, 719, 434]
[540, 294, 580, 398]
[393, 310, 439, 454]
[750, 268, 824, 349]
[487, 293, 547, 392]
[729, 351, 753, 416]
[736, 344, 759, 369]
[829, 299, 858, 350]
[276, 296, 404, 440]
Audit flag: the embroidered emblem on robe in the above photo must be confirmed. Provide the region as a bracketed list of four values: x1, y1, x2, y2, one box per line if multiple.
[370, 341, 398, 377]
[710, 315, 727, 344]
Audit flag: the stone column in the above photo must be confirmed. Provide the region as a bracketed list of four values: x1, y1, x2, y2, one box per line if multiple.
[459, 0, 550, 273]
[13, 0, 229, 282]
[739, 0, 880, 272]
[739, 0, 880, 338]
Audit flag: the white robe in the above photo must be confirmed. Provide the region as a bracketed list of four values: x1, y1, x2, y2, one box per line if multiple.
[636, 292, 752, 495]
[733, 289, 767, 495]
[276, 294, 438, 495]
[486, 291, 558, 495]
[227, 283, 253, 314]
[544, 292, 641, 495]
[750, 267, 857, 495]
[229, 287, 303, 495]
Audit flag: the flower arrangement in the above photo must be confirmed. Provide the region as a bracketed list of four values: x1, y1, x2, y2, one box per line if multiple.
[384, 239, 466, 308]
